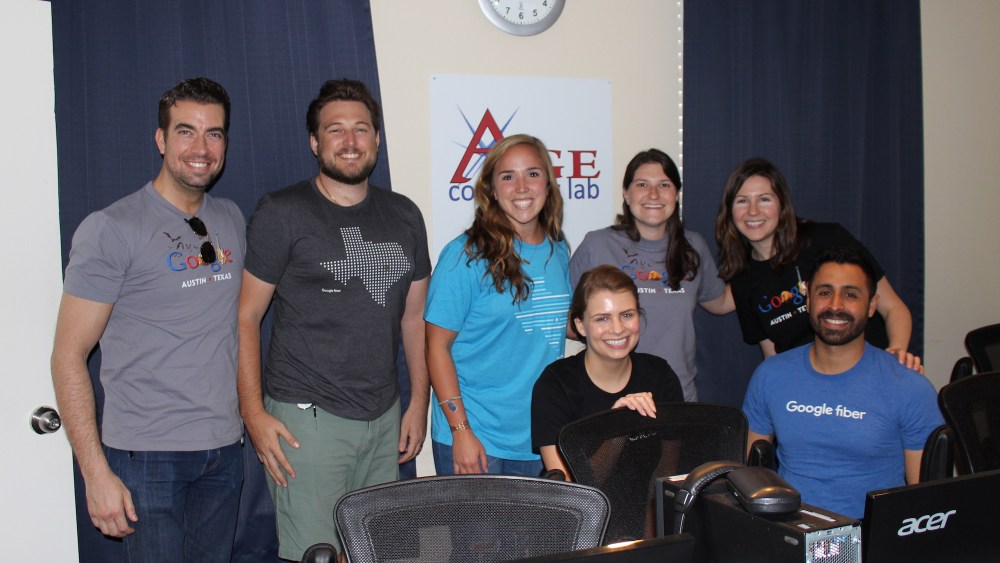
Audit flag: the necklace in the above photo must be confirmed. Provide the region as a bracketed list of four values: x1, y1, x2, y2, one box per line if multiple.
[316, 175, 342, 205]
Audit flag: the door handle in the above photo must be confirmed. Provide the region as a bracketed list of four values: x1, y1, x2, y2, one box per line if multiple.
[31, 406, 62, 435]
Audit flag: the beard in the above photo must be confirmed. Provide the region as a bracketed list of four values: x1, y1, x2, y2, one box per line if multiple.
[810, 310, 869, 346]
[318, 152, 376, 186]
[164, 158, 222, 192]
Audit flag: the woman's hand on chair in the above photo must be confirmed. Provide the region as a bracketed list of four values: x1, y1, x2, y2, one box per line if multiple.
[612, 392, 657, 418]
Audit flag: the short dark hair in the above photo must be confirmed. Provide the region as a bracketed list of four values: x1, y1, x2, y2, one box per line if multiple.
[158, 77, 231, 133]
[306, 79, 382, 136]
[812, 246, 878, 298]
[570, 265, 640, 325]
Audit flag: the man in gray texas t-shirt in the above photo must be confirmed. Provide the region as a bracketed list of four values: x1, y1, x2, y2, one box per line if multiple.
[237, 78, 430, 560]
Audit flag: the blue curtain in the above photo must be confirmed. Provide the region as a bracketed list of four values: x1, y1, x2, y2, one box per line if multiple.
[50, 2, 389, 561]
[683, 1, 925, 405]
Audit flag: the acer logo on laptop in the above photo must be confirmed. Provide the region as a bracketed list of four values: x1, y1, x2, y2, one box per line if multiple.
[897, 509, 957, 536]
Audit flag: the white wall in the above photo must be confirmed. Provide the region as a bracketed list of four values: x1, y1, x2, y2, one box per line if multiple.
[921, 0, 1000, 389]
[3, 0, 79, 558]
[370, 0, 683, 226]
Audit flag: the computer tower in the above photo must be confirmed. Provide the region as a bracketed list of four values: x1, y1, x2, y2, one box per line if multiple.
[656, 476, 861, 563]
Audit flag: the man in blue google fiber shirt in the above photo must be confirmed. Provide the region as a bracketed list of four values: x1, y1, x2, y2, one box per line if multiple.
[743, 246, 942, 519]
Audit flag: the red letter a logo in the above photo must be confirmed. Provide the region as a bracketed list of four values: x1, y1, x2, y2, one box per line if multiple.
[450, 110, 505, 183]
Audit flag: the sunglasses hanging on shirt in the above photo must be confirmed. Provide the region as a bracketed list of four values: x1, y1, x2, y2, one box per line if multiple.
[184, 216, 218, 265]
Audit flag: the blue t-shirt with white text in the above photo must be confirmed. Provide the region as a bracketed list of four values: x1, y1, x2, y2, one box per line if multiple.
[743, 343, 943, 518]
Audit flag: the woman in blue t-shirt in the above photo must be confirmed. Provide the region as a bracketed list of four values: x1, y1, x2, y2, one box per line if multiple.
[425, 134, 571, 476]
[714, 157, 919, 368]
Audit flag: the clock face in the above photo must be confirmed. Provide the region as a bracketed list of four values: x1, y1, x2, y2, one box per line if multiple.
[479, 0, 565, 36]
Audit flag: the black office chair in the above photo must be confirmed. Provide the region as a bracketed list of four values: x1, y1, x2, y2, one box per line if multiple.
[327, 474, 609, 563]
[965, 323, 1000, 373]
[919, 424, 956, 481]
[557, 403, 747, 544]
[950, 356, 975, 383]
[745, 426, 951, 482]
[938, 371, 1000, 473]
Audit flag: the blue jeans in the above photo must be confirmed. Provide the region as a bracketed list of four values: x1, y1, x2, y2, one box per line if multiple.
[432, 441, 543, 477]
[105, 441, 244, 563]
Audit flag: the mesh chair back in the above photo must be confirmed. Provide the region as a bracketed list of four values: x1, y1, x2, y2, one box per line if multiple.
[334, 475, 609, 563]
[950, 356, 975, 383]
[965, 323, 1000, 372]
[557, 403, 747, 544]
[938, 371, 1000, 473]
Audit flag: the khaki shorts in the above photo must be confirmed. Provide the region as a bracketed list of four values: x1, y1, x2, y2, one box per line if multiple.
[265, 397, 401, 560]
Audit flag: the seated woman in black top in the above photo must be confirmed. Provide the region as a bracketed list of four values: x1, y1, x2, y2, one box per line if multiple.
[531, 265, 684, 478]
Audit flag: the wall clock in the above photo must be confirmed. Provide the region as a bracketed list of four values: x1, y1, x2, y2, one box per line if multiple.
[478, 0, 565, 36]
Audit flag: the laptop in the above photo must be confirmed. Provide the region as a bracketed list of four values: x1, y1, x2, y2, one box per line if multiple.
[862, 468, 1000, 562]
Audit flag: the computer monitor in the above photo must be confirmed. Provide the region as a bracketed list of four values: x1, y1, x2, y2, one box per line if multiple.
[511, 534, 694, 562]
[863, 468, 1000, 563]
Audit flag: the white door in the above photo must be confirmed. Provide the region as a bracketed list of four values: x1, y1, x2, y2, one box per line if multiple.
[0, 1, 79, 560]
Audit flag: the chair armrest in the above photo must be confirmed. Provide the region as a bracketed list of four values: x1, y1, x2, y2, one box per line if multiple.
[746, 439, 776, 470]
[301, 542, 337, 563]
[920, 424, 955, 482]
[541, 468, 567, 481]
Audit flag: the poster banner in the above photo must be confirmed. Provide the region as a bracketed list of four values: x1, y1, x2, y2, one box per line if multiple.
[430, 74, 613, 261]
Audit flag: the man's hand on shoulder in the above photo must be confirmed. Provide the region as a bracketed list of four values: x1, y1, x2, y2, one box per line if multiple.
[84, 466, 137, 538]
[243, 409, 299, 487]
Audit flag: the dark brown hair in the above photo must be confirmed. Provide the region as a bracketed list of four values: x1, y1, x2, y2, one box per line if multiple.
[613, 149, 699, 290]
[812, 246, 878, 299]
[158, 77, 231, 133]
[306, 78, 382, 136]
[715, 157, 802, 279]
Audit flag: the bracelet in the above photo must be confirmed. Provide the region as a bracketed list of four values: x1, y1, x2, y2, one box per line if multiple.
[450, 420, 472, 432]
[438, 395, 462, 412]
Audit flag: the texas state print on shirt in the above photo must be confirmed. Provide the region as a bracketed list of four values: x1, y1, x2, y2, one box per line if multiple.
[319, 226, 412, 306]
[515, 274, 570, 349]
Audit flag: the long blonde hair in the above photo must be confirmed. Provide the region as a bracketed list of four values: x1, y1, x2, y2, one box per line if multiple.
[463, 134, 565, 303]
